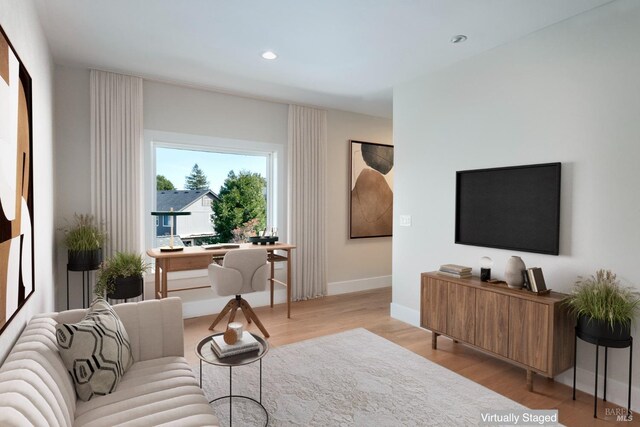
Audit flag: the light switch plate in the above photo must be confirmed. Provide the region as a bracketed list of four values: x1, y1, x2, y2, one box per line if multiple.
[399, 215, 412, 227]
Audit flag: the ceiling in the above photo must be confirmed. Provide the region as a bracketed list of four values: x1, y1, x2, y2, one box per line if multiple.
[34, 0, 613, 118]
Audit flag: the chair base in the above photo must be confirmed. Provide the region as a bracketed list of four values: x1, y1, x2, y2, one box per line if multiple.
[209, 295, 270, 338]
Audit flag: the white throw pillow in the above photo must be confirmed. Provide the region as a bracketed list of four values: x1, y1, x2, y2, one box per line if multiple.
[56, 298, 134, 401]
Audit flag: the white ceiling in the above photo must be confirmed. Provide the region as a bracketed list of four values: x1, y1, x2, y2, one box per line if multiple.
[34, 0, 613, 118]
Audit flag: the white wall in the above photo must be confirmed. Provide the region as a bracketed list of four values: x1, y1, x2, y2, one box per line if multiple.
[326, 109, 393, 294]
[0, 0, 55, 363]
[392, 0, 640, 409]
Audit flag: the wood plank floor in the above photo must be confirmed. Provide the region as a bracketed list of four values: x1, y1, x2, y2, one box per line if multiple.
[183, 287, 637, 426]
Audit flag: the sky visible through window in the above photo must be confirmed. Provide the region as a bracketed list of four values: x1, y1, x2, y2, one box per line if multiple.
[156, 147, 267, 194]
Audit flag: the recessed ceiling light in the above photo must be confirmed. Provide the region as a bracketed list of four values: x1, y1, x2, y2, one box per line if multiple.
[261, 51, 278, 60]
[450, 35, 468, 44]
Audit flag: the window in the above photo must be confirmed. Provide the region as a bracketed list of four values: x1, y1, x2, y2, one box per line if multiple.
[144, 130, 285, 252]
[162, 215, 170, 227]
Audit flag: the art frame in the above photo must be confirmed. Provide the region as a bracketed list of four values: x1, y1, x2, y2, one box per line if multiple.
[0, 24, 35, 334]
[349, 140, 394, 239]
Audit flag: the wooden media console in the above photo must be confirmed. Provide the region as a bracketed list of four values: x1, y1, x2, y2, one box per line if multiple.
[420, 272, 575, 391]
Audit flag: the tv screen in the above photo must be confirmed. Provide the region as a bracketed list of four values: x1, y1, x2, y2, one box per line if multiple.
[455, 163, 561, 255]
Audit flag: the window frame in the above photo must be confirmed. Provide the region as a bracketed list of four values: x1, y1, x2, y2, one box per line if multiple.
[143, 130, 286, 264]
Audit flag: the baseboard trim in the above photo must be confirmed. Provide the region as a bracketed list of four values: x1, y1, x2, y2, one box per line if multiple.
[390, 302, 420, 327]
[327, 275, 392, 296]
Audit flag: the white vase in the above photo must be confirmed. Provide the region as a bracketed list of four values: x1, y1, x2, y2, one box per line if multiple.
[505, 256, 526, 289]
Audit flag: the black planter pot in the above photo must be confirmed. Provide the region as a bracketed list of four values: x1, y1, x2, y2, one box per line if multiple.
[68, 249, 103, 271]
[107, 275, 143, 300]
[577, 315, 631, 344]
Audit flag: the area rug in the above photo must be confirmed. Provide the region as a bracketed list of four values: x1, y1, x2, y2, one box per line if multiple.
[195, 328, 528, 426]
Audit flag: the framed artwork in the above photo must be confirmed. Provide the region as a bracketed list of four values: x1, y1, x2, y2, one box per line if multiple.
[349, 140, 393, 239]
[0, 25, 34, 334]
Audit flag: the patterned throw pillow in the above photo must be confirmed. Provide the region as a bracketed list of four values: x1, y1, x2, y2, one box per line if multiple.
[56, 298, 134, 401]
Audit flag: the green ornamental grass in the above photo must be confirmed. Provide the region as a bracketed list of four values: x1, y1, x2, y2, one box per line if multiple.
[62, 214, 106, 252]
[95, 252, 149, 296]
[564, 269, 640, 329]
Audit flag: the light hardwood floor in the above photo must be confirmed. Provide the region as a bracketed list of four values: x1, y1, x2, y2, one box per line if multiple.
[184, 287, 637, 426]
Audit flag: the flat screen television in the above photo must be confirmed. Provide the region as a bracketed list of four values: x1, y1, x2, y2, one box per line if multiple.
[455, 162, 561, 255]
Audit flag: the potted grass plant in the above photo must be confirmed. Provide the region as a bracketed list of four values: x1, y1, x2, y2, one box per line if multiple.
[95, 252, 149, 300]
[564, 269, 640, 342]
[61, 214, 106, 271]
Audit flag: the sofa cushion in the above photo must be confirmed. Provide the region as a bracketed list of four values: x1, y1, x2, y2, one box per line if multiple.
[56, 298, 134, 401]
[73, 356, 219, 427]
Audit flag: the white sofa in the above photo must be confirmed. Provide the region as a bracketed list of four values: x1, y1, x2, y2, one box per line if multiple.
[0, 297, 219, 426]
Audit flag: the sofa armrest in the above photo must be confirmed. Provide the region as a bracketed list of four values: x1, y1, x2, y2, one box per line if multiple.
[113, 297, 184, 362]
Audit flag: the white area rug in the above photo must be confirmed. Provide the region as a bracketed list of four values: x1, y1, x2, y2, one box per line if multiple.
[195, 328, 528, 426]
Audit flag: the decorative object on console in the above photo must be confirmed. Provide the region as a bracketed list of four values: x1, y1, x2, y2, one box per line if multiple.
[95, 251, 149, 300]
[479, 256, 493, 281]
[0, 25, 34, 335]
[438, 263, 472, 278]
[150, 208, 191, 251]
[55, 298, 133, 401]
[504, 256, 526, 289]
[526, 267, 549, 294]
[350, 140, 394, 239]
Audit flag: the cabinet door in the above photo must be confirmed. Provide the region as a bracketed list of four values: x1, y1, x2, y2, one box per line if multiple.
[475, 290, 509, 357]
[447, 283, 475, 343]
[421, 277, 448, 333]
[509, 298, 549, 372]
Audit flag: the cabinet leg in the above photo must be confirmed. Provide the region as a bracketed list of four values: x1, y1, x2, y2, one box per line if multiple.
[431, 332, 439, 349]
[526, 370, 534, 392]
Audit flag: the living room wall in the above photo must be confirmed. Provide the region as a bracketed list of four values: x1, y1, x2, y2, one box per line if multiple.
[392, 0, 640, 408]
[53, 70, 392, 311]
[0, 0, 55, 363]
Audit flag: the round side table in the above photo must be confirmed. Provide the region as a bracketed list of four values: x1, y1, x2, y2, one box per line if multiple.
[196, 333, 269, 427]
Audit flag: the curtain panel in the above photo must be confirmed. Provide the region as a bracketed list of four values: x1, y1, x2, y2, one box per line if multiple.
[287, 105, 327, 300]
[90, 70, 143, 256]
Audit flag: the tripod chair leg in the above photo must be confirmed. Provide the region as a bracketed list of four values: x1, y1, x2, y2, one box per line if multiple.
[239, 299, 270, 338]
[228, 306, 239, 323]
[239, 302, 255, 325]
[209, 299, 238, 330]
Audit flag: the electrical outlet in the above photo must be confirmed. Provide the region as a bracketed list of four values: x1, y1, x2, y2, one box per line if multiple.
[399, 215, 412, 227]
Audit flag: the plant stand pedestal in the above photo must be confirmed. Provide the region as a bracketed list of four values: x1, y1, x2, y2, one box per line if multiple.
[573, 327, 633, 419]
[66, 266, 97, 309]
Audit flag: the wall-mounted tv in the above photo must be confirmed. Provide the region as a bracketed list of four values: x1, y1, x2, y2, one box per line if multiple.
[455, 162, 561, 255]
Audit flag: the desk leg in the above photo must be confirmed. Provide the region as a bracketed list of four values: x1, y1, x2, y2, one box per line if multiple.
[286, 249, 292, 318]
[162, 260, 168, 299]
[270, 258, 274, 308]
[154, 260, 160, 299]
[526, 370, 534, 392]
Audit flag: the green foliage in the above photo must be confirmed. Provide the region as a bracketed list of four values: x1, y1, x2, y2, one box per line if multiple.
[564, 269, 640, 329]
[95, 252, 149, 296]
[156, 174, 176, 190]
[185, 163, 209, 190]
[61, 214, 106, 252]
[211, 170, 267, 242]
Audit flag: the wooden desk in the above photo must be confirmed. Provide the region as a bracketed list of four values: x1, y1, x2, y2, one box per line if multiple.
[146, 243, 296, 318]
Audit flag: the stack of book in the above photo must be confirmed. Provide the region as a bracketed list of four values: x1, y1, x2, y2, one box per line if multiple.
[438, 264, 472, 278]
[211, 331, 260, 358]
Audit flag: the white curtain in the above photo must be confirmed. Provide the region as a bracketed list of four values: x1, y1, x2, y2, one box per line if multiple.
[90, 70, 143, 256]
[287, 105, 327, 300]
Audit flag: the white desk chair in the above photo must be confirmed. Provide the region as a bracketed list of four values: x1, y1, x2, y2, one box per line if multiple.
[208, 248, 270, 337]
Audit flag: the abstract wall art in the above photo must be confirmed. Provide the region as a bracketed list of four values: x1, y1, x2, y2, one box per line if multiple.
[0, 25, 34, 334]
[350, 140, 393, 239]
